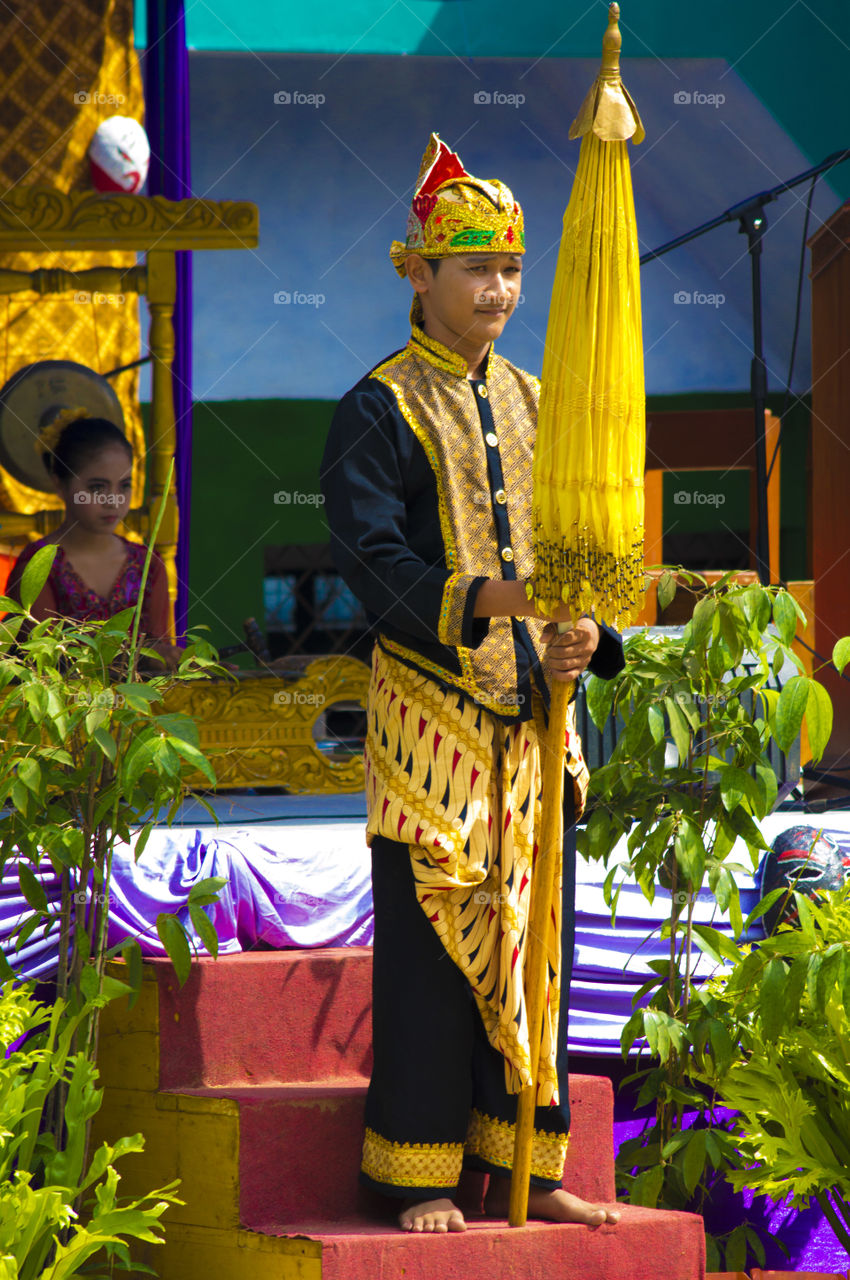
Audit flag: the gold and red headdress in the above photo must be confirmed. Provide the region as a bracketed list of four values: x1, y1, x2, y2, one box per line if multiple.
[390, 133, 525, 279]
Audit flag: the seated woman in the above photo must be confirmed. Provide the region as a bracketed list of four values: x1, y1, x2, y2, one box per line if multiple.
[6, 407, 179, 666]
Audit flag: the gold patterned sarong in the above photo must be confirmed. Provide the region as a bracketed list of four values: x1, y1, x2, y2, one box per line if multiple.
[365, 644, 587, 1106]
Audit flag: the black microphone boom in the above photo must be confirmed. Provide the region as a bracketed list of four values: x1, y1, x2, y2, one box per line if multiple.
[640, 149, 850, 586]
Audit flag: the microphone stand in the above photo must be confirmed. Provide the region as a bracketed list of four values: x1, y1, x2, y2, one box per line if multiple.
[640, 148, 850, 585]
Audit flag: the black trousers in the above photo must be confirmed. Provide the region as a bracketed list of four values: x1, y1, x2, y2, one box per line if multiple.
[360, 787, 577, 1199]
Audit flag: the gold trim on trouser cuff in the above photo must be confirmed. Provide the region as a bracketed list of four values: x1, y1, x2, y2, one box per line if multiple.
[361, 1127, 464, 1189]
[465, 1109, 569, 1183]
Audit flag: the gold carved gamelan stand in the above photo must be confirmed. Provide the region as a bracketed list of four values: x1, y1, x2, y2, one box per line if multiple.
[0, 187, 371, 794]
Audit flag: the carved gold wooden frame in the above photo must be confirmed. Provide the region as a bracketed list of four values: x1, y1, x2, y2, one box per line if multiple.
[161, 656, 369, 793]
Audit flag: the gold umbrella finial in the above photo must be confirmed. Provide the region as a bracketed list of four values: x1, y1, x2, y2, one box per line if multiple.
[570, 2, 645, 143]
[601, 3, 622, 77]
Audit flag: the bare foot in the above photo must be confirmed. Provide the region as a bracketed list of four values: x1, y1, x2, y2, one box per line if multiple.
[398, 1197, 467, 1233]
[484, 1178, 621, 1226]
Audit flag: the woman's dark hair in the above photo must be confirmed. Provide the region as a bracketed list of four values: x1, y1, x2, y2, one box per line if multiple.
[42, 416, 132, 482]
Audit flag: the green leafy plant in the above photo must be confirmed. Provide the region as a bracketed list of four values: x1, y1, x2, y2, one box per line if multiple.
[0, 539, 226, 1019]
[689, 883, 850, 1257]
[577, 571, 839, 1270]
[0, 485, 231, 1277]
[0, 981, 181, 1280]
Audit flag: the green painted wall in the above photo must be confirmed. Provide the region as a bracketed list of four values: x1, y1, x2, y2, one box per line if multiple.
[172, 391, 808, 647]
[185, 399, 334, 649]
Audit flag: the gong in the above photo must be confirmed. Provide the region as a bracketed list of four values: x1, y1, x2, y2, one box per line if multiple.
[0, 360, 126, 493]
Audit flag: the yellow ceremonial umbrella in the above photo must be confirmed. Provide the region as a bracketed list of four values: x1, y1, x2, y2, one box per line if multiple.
[509, 2, 646, 1226]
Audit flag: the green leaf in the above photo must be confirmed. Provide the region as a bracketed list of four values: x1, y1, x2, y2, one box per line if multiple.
[620, 1009, 645, 1058]
[759, 957, 788, 1042]
[718, 602, 744, 668]
[728, 804, 769, 850]
[745, 1226, 766, 1268]
[682, 1127, 707, 1195]
[707, 1019, 735, 1076]
[154, 711, 200, 747]
[585, 673, 617, 731]
[674, 820, 705, 885]
[122, 939, 143, 1008]
[188, 903, 219, 958]
[725, 1224, 748, 1274]
[740, 583, 771, 632]
[16, 757, 43, 797]
[718, 765, 758, 814]
[804, 678, 832, 763]
[773, 675, 810, 753]
[79, 962, 100, 1001]
[124, 737, 158, 792]
[728, 880, 744, 940]
[692, 923, 742, 966]
[167, 737, 216, 785]
[156, 913, 192, 985]
[744, 886, 787, 934]
[772, 591, 798, 646]
[19, 544, 57, 612]
[833, 636, 850, 675]
[18, 862, 48, 914]
[114, 682, 161, 705]
[583, 808, 612, 863]
[647, 703, 665, 744]
[665, 695, 691, 764]
[187, 876, 227, 904]
[631, 1163, 664, 1209]
[754, 761, 778, 818]
[657, 571, 677, 612]
[690, 596, 717, 648]
[93, 726, 117, 763]
[132, 820, 155, 865]
[704, 1235, 721, 1274]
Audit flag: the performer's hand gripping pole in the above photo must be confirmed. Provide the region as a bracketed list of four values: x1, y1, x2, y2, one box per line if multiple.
[508, 648, 573, 1227]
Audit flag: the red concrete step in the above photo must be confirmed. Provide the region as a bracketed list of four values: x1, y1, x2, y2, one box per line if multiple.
[150, 949, 373, 1090]
[253, 1207, 706, 1280]
[169, 1074, 617, 1226]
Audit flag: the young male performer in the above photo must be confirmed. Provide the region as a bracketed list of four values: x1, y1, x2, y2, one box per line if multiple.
[320, 134, 624, 1234]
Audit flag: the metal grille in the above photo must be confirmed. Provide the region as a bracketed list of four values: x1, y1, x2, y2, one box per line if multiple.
[263, 544, 372, 663]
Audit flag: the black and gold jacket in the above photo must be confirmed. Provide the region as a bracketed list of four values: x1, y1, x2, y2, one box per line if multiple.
[319, 324, 624, 722]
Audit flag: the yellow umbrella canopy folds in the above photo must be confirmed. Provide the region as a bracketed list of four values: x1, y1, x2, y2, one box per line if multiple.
[529, 2, 646, 629]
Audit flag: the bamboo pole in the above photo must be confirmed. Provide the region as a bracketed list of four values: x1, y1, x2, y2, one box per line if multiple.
[509, 674, 572, 1226]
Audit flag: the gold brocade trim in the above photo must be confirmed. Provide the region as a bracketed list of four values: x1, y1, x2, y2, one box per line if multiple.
[378, 633, 520, 719]
[438, 570, 476, 647]
[466, 1110, 569, 1183]
[408, 327, 469, 377]
[361, 1127, 463, 1189]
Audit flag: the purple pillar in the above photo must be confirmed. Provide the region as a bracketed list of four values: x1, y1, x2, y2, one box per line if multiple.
[144, 0, 192, 638]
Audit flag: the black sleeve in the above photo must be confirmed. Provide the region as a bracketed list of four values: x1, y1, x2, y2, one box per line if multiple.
[319, 380, 488, 649]
[587, 621, 626, 680]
